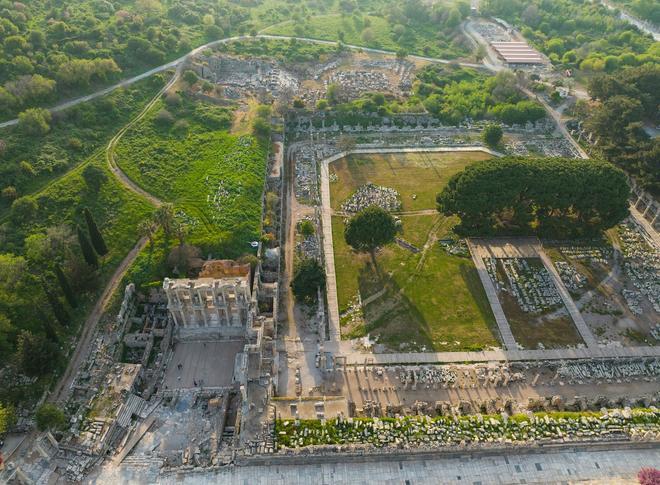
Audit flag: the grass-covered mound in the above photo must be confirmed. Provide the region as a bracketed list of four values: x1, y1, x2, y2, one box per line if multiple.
[263, 13, 470, 60]
[0, 75, 167, 213]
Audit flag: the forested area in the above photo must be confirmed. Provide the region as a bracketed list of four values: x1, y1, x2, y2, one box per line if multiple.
[583, 64, 659, 194]
[416, 66, 546, 125]
[437, 157, 630, 238]
[481, 0, 659, 72]
[0, 0, 262, 119]
[0, 0, 477, 121]
[612, 0, 660, 24]
[315, 65, 546, 126]
[0, 152, 153, 403]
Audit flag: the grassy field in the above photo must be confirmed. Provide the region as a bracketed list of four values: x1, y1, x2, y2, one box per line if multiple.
[0, 75, 167, 214]
[330, 152, 498, 352]
[115, 95, 267, 255]
[329, 152, 492, 212]
[262, 14, 470, 59]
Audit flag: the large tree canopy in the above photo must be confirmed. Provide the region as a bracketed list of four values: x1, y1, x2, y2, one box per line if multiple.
[437, 157, 629, 238]
[344, 206, 398, 253]
[291, 258, 326, 303]
[585, 64, 660, 195]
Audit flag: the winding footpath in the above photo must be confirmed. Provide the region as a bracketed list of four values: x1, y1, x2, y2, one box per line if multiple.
[50, 68, 173, 404]
[0, 34, 489, 130]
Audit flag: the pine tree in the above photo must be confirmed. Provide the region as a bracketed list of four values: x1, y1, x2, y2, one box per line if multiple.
[83, 208, 108, 256]
[77, 225, 98, 268]
[54, 263, 77, 308]
[42, 281, 70, 327]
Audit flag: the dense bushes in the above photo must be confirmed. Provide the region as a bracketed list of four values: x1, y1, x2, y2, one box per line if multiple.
[317, 66, 546, 126]
[291, 258, 326, 303]
[419, 68, 546, 125]
[437, 157, 630, 238]
[482, 0, 658, 72]
[0, 0, 255, 119]
[585, 64, 660, 194]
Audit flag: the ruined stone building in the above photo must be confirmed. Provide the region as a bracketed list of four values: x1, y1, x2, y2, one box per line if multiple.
[163, 260, 253, 337]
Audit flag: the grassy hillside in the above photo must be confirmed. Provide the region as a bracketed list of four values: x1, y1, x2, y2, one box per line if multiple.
[114, 95, 267, 255]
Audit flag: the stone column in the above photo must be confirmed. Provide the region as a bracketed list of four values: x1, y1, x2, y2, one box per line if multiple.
[176, 290, 188, 327]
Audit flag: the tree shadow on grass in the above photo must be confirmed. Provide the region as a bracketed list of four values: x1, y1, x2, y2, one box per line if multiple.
[359, 264, 434, 351]
[458, 262, 501, 346]
[357, 260, 386, 300]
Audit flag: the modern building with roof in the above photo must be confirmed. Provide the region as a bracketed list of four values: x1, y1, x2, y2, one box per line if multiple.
[490, 41, 544, 65]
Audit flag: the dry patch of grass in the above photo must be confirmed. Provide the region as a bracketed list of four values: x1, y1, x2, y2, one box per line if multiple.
[329, 151, 492, 212]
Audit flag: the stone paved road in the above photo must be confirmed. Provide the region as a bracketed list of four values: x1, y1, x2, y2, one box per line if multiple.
[466, 239, 517, 350]
[108, 446, 660, 484]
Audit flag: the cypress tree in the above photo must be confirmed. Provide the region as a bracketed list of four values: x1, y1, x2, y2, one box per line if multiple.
[54, 263, 77, 308]
[42, 281, 70, 327]
[83, 208, 108, 256]
[77, 225, 98, 268]
[39, 310, 60, 344]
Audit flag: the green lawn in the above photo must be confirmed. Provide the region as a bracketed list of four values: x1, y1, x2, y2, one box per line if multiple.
[262, 14, 470, 59]
[330, 152, 498, 352]
[114, 95, 267, 255]
[330, 151, 492, 212]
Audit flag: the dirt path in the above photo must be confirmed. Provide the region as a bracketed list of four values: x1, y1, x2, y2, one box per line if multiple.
[0, 32, 485, 130]
[50, 69, 177, 403]
[50, 237, 149, 403]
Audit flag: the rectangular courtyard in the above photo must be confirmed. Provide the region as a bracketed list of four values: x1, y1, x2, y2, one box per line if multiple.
[328, 151, 499, 352]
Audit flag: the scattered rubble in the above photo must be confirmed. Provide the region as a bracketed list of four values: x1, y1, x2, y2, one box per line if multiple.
[340, 183, 401, 213]
[554, 260, 587, 293]
[618, 222, 660, 315]
[485, 258, 562, 313]
[277, 408, 660, 449]
[557, 359, 660, 381]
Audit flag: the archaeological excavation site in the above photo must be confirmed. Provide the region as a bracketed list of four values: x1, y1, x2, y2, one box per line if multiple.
[0, 3, 659, 483]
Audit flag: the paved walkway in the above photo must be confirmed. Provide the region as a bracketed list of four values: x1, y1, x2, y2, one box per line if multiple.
[152, 446, 660, 484]
[466, 239, 517, 350]
[319, 152, 345, 342]
[340, 343, 660, 365]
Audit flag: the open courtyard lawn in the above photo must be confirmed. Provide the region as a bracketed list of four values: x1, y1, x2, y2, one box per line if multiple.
[329, 151, 492, 212]
[331, 151, 499, 351]
[262, 14, 470, 60]
[115, 95, 267, 255]
[334, 215, 498, 351]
